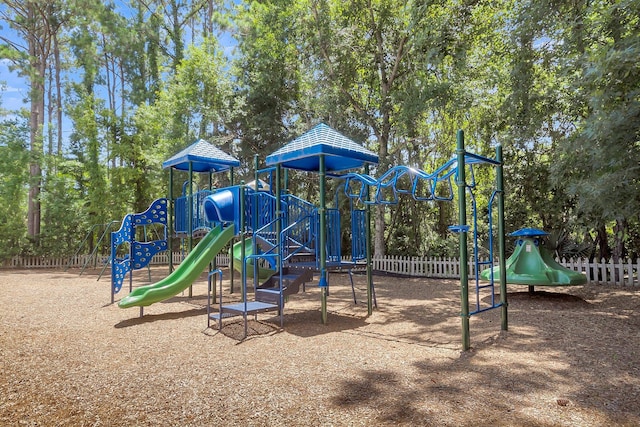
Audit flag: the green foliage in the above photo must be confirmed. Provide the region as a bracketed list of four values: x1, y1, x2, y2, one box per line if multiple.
[38, 158, 89, 256]
[231, 0, 304, 164]
[2, 0, 639, 260]
[135, 37, 234, 159]
[546, 230, 594, 261]
[551, 0, 640, 258]
[0, 117, 29, 259]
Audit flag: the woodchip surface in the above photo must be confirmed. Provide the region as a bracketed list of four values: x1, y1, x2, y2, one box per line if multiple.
[0, 267, 639, 426]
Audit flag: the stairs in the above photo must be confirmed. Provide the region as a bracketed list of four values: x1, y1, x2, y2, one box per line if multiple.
[209, 263, 315, 338]
[209, 191, 319, 337]
[254, 266, 314, 308]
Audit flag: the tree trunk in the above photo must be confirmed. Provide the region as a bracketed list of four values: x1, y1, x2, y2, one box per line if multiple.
[595, 223, 610, 261]
[26, 6, 47, 242]
[373, 129, 389, 257]
[374, 205, 386, 256]
[54, 31, 63, 155]
[612, 218, 627, 263]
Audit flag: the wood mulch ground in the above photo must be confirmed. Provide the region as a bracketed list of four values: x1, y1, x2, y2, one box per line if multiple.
[0, 267, 639, 426]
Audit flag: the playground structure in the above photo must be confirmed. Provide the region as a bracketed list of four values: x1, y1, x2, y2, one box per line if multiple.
[110, 198, 168, 303]
[481, 227, 587, 293]
[110, 139, 240, 308]
[113, 124, 507, 351]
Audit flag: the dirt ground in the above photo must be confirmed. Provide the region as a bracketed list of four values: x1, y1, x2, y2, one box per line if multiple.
[0, 267, 639, 426]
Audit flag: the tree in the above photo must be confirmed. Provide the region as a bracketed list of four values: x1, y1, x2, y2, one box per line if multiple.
[0, 1, 63, 242]
[303, 0, 498, 255]
[231, 0, 304, 165]
[0, 113, 29, 259]
[552, 0, 640, 260]
[133, 36, 234, 196]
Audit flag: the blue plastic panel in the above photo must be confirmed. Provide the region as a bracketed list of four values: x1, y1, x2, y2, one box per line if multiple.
[509, 228, 549, 237]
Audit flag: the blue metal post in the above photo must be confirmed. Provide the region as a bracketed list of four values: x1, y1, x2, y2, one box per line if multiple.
[188, 161, 193, 298]
[168, 167, 174, 273]
[365, 163, 373, 316]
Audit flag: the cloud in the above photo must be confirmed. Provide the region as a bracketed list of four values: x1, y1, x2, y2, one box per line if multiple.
[0, 60, 27, 95]
[1, 84, 23, 93]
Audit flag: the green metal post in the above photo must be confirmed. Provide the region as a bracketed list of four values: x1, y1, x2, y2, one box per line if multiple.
[496, 144, 508, 331]
[188, 161, 193, 298]
[457, 130, 470, 351]
[319, 155, 328, 324]
[364, 164, 373, 316]
[168, 168, 174, 273]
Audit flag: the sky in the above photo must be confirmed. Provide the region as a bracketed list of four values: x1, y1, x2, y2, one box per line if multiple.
[0, 59, 26, 111]
[0, 3, 238, 148]
[0, 21, 29, 115]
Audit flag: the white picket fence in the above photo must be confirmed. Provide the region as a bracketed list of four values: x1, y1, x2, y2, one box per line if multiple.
[371, 255, 640, 286]
[4, 253, 231, 271]
[3, 253, 639, 286]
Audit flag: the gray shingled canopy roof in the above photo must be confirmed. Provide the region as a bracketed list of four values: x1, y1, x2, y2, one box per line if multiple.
[162, 139, 240, 173]
[265, 123, 378, 172]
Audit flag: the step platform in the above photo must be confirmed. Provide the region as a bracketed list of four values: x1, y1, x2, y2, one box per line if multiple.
[209, 301, 279, 320]
[208, 301, 280, 339]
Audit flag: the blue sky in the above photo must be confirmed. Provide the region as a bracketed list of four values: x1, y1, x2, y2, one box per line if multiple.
[0, 4, 238, 146]
[0, 61, 28, 113]
[0, 20, 29, 115]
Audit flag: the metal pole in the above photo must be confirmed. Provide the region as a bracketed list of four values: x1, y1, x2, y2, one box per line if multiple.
[457, 130, 470, 351]
[239, 182, 246, 303]
[129, 217, 134, 293]
[168, 168, 174, 273]
[210, 170, 215, 272]
[496, 144, 508, 331]
[254, 155, 259, 231]
[230, 167, 235, 294]
[188, 161, 193, 298]
[275, 164, 283, 327]
[319, 155, 328, 324]
[364, 163, 373, 316]
[275, 165, 282, 238]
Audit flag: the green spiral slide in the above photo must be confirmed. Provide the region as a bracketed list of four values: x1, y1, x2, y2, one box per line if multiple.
[118, 224, 235, 308]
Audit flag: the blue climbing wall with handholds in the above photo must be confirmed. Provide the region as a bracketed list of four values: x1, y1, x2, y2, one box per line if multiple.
[111, 198, 168, 295]
[111, 214, 133, 294]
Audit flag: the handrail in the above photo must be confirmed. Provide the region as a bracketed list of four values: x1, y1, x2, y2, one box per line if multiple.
[253, 215, 281, 253]
[279, 212, 316, 263]
[281, 193, 315, 228]
[245, 189, 278, 232]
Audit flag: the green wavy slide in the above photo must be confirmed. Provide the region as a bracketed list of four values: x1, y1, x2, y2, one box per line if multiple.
[232, 238, 277, 280]
[118, 224, 235, 308]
